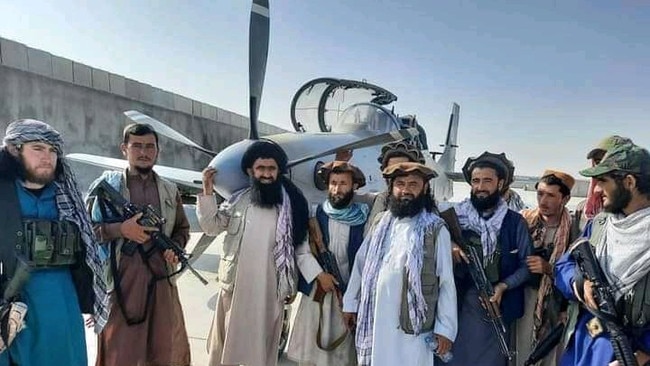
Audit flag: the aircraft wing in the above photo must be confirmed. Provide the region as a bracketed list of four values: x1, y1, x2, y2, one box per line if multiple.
[66, 153, 203, 192]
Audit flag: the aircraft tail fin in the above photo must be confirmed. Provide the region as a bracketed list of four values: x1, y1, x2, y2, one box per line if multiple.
[437, 103, 460, 173]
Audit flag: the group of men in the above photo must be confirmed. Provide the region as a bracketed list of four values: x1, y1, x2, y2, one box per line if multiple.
[0, 117, 649, 366]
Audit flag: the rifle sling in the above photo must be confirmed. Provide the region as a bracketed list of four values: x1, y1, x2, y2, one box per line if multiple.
[315, 291, 348, 352]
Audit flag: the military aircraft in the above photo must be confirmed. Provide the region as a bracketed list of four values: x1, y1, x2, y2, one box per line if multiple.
[65, 2, 463, 207]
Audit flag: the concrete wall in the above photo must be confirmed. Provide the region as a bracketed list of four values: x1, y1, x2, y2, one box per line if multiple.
[0, 37, 286, 190]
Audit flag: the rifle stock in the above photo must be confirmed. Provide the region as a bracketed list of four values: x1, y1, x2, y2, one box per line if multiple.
[524, 322, 565, 366]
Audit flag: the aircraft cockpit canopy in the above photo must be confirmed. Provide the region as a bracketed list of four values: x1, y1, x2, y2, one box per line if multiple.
[290, 78, 398, 133]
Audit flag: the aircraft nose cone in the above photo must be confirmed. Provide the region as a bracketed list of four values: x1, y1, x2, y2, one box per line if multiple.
[208, 139, 255, 199]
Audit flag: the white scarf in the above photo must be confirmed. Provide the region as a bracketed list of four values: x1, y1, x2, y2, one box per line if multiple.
[455, 198, 508, 266]
[596, 206, 650, 300]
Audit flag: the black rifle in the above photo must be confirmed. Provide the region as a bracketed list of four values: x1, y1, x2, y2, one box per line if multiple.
[308, 218, 346, 296]
[440, 208, 515, 360]
[571, 238, 637, 366]
[524, 322, 565, 366]
[92, 179, 208, 285]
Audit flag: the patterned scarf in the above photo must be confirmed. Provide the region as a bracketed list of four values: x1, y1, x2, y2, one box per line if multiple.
[274, 186, 296, 300]
[321, 200, 369, 226]
[521, 207, 571, 346]
[356, 210, 441, 365]
[455, 198, 508, 266]
[584, 178, 603, 219]
[596, 207, 650, 300]
[3, 119, 111, 333]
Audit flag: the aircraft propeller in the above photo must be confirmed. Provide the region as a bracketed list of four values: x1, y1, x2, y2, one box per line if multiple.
[248, 0, 269, 140]
[124, 111, 218, 156]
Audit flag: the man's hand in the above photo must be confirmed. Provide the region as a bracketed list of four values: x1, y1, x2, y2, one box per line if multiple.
[489, 282, 508, 307]
[434, 334, 452, 355]
[316, 272, 338, 293]
[84, 315, 95, 329]
[451, 243, 469, 264]
[335, 149, 353, 162]
[526, 255, 552, 275]
[120, 213, 158, 243]
[202, 167, 217, 196]
[573, 279, 598, 311]
[342, 312, 357, 332]
[163, 249, 179, 265]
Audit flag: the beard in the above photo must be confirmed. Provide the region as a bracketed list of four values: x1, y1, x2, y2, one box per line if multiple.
[250, 176, 283, 208]
[18, 153, 56, 185]
[328, 189, 354, 209]
[134, 165, 154, 175]
[470, 189, 501, 212]
[603, 181, 632, 214]
[388, 192, 427, 219]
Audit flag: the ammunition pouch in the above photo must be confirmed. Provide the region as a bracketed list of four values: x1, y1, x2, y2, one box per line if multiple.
[15, 220, 81, 267]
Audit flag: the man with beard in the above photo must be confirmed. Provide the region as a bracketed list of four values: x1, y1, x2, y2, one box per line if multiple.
[87, 123, 191, 366]
[555, 142, 650, 366]
[0, 119, 109, 366]
[342, 162, 457, 366]
[446, 151, 533, 366]
[364, 141, 425, 234]
[572, 135, 633, 237]
[197, 140, 309, 366]
[516, 170, 579, 366]
[287, 161, 368, 366]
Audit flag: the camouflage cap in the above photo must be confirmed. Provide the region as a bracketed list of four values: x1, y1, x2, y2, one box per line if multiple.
[586, 135, 633, 160]
[580, 142, 650, 177]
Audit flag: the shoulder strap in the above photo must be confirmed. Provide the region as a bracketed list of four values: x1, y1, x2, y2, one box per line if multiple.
[589, 213, 609, 245]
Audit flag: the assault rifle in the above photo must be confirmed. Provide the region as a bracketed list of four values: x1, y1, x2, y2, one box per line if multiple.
[439, 208, 515, 360]
[571, 238, 637, 366]
[92, 180, 208, 285]
[307, 217, 348, 351]
[524, 322, 564, 366]
[308, 218, 346, 299]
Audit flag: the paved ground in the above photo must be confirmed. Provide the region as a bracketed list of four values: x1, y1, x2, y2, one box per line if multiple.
[85, 232, 300, 366]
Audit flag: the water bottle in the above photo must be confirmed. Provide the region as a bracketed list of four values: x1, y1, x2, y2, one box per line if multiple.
[425, 334, 454, 363]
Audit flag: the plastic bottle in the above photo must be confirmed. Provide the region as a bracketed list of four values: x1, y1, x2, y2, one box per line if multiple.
[424, 334, 454, 363]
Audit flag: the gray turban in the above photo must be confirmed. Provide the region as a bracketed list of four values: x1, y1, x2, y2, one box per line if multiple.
[2, 118, 112, 333]
[3, 119, 64, 155]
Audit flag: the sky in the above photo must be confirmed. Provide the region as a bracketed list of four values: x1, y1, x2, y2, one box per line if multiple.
[1, 0, 648, 177]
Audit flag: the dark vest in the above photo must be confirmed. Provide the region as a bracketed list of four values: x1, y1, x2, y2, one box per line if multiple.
[297, 205, 365, 295]
[0, 177, 94, 313]
[457, 210, 526, 324]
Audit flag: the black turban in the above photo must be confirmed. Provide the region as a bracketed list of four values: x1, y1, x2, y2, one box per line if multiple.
[240, 139, 288, 175]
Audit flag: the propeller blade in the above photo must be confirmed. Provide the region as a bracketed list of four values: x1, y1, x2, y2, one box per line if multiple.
[124, 111, 217, 155]
[248, 0, 270, 140]
[286, 127, 419, 168]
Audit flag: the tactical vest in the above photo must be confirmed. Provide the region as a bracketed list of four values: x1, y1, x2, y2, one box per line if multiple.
[400, 220, 442, 334]
[366, 211, 442, 334]
[0, 178, 94, 312]
[216, 190, 253, 293]
[16, 219, 82, 267]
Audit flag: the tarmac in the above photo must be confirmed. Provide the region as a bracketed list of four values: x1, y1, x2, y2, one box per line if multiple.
[85, 231, 300, 366]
